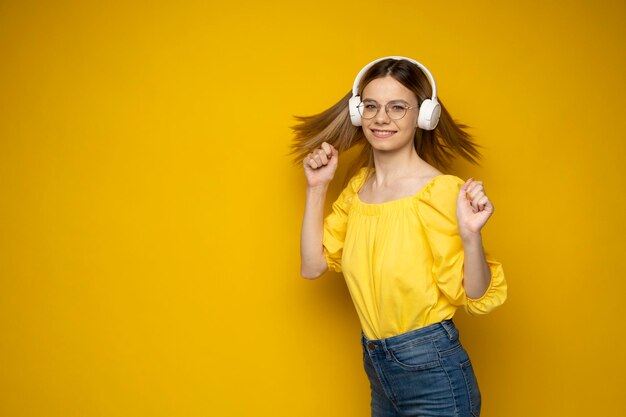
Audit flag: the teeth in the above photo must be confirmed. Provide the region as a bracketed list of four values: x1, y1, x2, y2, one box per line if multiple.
[373, 130, 395, 137]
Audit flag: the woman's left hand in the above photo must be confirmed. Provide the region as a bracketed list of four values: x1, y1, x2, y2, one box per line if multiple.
[456, 178, 494, 240]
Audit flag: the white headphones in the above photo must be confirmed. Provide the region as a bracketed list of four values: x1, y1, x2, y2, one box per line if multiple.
[348, 56, 441, 130]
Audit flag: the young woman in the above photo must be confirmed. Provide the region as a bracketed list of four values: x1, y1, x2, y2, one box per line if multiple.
[293, 56, 507, 417]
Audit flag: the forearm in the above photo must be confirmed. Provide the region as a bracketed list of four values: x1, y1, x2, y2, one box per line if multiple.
[461, 233, 492, 299]
[300, 185, 329, 279]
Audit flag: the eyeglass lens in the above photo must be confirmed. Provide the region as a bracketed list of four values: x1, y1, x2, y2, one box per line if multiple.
[358, 100, 414, 120]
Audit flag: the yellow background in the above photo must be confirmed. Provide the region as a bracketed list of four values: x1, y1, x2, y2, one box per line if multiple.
[1, 0, 625, 415]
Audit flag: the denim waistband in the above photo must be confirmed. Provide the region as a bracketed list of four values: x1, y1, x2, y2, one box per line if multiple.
[361, 319, 459, 351]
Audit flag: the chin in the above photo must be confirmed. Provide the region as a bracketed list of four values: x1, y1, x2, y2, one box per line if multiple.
[368, 142, 398, 153]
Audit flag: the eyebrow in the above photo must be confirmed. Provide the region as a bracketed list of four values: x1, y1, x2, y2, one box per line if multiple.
[361, 98, 411, 104]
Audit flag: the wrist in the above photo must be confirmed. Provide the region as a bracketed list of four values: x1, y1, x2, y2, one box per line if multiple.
[306, 184, 330, 194]
[460, 231, 483, 246]
[306, 184, 330, 202]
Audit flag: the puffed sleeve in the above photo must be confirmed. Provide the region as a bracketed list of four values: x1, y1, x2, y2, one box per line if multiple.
[416, 176, 507, 315]
[322, 168, 367, 272]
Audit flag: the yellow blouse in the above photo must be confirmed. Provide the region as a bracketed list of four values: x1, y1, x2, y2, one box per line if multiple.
[323, 167, 507, 340]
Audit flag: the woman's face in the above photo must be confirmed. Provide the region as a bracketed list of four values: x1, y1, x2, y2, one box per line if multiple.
[360, 75, 419, 154]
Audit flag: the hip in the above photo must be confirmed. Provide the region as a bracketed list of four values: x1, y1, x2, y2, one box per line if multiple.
[361, 319, 482, 416]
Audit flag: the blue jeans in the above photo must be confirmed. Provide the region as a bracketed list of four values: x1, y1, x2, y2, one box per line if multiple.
[361, 319, 481, 417]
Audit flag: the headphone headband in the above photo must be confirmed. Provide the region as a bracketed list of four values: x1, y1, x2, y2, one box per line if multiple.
[351, 56, 438, 101]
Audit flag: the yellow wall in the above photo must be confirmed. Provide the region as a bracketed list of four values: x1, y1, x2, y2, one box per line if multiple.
[1, 1, 625, 415]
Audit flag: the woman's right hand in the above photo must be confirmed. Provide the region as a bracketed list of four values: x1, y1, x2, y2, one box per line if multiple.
[303, 142, 339, 188]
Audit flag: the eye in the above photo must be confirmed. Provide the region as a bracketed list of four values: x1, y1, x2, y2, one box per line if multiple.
[388, 101, 409, 109]
[364, 104, 378, 110]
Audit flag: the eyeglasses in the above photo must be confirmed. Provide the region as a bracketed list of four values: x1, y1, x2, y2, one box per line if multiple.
[357, 100, 418, 120]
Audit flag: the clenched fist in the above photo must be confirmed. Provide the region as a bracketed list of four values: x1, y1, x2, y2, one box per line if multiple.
[303, 142, 339, 188]
[456, 178, 494, 240]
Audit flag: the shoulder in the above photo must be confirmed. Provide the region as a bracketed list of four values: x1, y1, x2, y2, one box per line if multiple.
[332, 167, 370, 208]
[420, 175, 464, 201]
[345, 167, 371, 194]
[417, 175, 463, 224]
[416, 175, 464, 219]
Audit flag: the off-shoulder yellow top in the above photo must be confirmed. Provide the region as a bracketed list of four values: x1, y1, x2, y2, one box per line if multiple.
[323, 167, 507, 340]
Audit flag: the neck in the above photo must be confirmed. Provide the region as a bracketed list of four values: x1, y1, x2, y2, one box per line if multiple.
[371, 146, 424, 183]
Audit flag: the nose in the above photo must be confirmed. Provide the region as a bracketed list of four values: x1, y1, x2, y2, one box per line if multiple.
[374, 105, 391, 124]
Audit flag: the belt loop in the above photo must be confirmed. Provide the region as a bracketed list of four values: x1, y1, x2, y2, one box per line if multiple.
[381, 340, 392, 360]
[441, 319, 457, 341]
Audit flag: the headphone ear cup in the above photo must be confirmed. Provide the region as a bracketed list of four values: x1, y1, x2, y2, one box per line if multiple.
[349, 96, 362, 126]
[417, 99, 441, 130]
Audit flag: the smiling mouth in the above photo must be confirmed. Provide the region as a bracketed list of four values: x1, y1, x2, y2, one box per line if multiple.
[371, 129, 397, 138]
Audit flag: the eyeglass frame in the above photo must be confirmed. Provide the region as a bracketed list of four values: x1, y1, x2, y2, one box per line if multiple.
[356, 99, 419, 121]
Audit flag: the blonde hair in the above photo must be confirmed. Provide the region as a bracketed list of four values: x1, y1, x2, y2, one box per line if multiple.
[291, 58, 481, 182]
